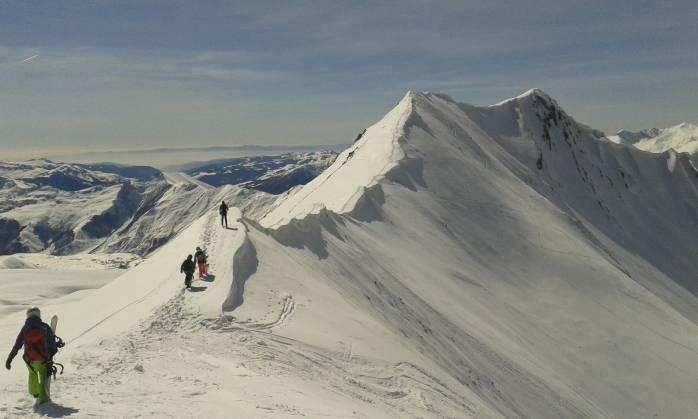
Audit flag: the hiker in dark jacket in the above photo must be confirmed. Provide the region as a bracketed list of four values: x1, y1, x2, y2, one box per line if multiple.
[5, 307, 58, 404]
[180, 255, 196, 288]
[219, 201, 229, 228]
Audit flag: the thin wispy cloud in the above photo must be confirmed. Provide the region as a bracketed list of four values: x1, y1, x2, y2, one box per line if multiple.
[20, 54, 38, 63]
[0, 1, 696, 155]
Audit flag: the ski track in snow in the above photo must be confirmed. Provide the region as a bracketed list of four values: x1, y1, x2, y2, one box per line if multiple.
[4, 209, 468, 418]
[5, 90, 696, 417]
[210, 294, 296, 332]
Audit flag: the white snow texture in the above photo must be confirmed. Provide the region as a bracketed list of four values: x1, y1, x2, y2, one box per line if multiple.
[1, 90, 697, 418]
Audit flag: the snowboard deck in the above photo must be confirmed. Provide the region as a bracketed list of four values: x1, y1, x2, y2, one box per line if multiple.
[46, 315, 58, 401]
[50, 315, 58, 334]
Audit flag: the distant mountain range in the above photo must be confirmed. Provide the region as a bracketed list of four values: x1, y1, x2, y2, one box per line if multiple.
[184, 151, 338, 194]
[27, 144, 349, 170]
[0, 151, 337, 256]
[607, 122, 698, 161]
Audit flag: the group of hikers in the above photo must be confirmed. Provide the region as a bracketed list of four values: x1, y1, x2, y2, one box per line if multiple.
[179, 200, 230, 288]
[5, 307, 63, 405]
[180, 246, 208, 288]
[5, 201, 235, 405]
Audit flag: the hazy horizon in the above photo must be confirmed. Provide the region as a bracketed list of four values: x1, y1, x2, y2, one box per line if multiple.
[1, 143, 348, 169]
[1, 1, 696, 158]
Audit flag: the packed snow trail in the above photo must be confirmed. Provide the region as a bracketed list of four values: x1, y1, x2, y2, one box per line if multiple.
[2, 205, 469, 417]
[2, 89, 697, 418]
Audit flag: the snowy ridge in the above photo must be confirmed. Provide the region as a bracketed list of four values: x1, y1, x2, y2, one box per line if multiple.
[184, 151, 339, 194]
[0, 160, 273, 256]
[608, 122, 698, 157]
[260, 91, 413, 228]
[489, 88, 544, 107]
[236, 89, 698, 417]
[1, 90, 696, 417]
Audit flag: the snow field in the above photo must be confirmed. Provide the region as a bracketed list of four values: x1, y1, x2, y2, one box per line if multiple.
[1, 89, 697, 418]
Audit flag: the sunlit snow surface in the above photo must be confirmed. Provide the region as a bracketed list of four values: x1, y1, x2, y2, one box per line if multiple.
[0, 91, 696, 418]
[608, 122, 698, 157]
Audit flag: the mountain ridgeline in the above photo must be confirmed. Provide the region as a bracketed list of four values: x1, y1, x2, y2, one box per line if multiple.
[237, 90, 698, 417]
[0, 152, 337, 256]
[183, 151, 338, 194]
[1, 90, 696, 417]
[609, 122, 698, 155]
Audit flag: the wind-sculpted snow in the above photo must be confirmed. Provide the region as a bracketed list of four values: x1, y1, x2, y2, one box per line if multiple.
[1, 90, 696, 417]
[240, 90, 698, 417]
[221, 231, 258, 312]
[260, 93, 412, 228]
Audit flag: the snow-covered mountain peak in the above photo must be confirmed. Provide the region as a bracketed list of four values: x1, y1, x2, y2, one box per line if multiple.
[2, 89, 696, 417]
[260, 88, 606, 228]
[246, 89, 698, 417]
[259, 91, 413, 228]
[489, 87, 554, 107]
[609, 121, 698, 157]
[612, 128, 661, 144]
[665, 121, 697, 135]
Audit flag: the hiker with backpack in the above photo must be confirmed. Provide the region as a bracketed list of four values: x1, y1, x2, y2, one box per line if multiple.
[194, 246, 208, 278]
[5, 307, 60, 404]
[180, 254, 196, 289]
[219, 201, 229, 228]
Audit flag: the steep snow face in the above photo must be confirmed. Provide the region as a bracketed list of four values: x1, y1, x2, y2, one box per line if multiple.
[1, 91, 696, 417]
[94, 182, 272, 255]
[245, 90, 698, 417]
[609, 122, 698, 156]
[260, 92, 412, 228]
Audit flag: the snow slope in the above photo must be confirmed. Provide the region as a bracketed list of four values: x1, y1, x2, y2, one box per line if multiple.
[0, 269, 121, 317]
[608, 122, 698, 157]
[93, 179, 271, 256]
[1, 90, 696, 418]
[0, 160, 168, 255]
[0, 160, 268, 256]
[248, 90, 698, 417]
[0, 158, 315, 257]
[1, 209, 434, 418]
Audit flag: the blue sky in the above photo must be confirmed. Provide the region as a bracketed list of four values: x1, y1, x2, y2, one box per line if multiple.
[1, 1, 696, 157]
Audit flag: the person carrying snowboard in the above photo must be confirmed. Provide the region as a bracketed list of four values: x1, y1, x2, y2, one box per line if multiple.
[219, 201, 229, 228]
[194, 246, 208, 278]
[5, 307, 59, 404]
[180, 254, 195, 288]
